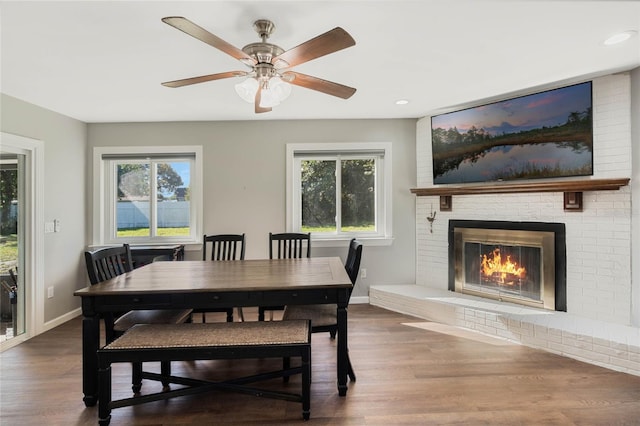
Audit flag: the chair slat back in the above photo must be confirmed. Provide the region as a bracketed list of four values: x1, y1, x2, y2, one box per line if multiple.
[269, 232, 311, 259]
[8, 268, 17, 286]
[84, 244, 134, 285]
[203, 234, 245, 261]
[344, 238, 363, 286]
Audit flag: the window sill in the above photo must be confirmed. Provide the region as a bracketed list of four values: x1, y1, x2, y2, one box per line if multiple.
[311, 236, 393, 248]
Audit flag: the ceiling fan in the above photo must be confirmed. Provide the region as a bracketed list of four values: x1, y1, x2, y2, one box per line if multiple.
[161, 17, 357, 114]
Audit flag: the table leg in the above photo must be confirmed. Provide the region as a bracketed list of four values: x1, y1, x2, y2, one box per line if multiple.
[82, 314, 100, 406]
[337, 298, 348, 396]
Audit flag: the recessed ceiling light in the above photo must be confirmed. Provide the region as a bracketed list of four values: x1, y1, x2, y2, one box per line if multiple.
[395, 99, 409, 105]
[604, 30, 637, 46]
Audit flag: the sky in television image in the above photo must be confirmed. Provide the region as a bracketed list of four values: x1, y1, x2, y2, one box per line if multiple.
[432, 82, 591, 135]
[431, 82, 593, 184]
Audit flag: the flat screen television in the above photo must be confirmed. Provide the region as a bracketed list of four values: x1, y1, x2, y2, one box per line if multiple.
[431, 81, 593, 184]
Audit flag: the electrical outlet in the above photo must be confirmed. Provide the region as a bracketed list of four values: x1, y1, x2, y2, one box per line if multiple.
[47, 286, 54, 299]
[361, 268, 367, 279]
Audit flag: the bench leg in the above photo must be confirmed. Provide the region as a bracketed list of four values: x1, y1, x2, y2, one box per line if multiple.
[98, 363, 112, 426]
[301, 346, 311, 420]
[131, 362, 142, 393]
[161, 361, 172, 388]
[284, 349, 313, 384]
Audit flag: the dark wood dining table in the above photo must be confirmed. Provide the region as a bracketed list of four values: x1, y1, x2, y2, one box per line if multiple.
[74, 257, 353, 406]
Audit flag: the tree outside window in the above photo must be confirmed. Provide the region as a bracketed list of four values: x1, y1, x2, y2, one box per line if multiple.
[301, 158, 375, 233]
[288, 143, 391, 243]
[0, 166, 18, 274]
[115, 160, 191, 238]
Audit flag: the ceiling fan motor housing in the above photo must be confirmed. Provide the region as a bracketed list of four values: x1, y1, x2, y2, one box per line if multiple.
[254, 63, 279, 82]
[242, 42, 285, 66]
[244, 19, 289, 68]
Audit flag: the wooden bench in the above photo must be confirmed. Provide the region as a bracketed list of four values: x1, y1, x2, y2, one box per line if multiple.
[97, 320, 312, 425]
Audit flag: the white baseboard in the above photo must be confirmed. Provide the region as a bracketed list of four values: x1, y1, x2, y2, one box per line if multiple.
[350, 296, 369, 304]
[42, 307, 82, 333]
[1, 308, 81, 352]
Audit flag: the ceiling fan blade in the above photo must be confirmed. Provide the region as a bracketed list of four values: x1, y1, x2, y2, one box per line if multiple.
[162, 17, 256, 66]
[283, 72, 356, 99]
[273, 27, 355, 69]
[162, 71, 248, 88]
[255, 86, 272, 114]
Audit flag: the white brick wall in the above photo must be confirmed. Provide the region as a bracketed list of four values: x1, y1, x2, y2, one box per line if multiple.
[416, 74, 633, 326]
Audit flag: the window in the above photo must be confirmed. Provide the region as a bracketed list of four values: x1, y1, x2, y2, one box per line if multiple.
[93, 146, 202, 245]
[287, 143, 392, 243]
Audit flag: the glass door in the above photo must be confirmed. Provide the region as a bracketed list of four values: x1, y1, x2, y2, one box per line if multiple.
[0, 150, 25, 340]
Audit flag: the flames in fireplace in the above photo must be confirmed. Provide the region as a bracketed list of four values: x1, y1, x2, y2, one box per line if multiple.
[481, 248, 526, 286]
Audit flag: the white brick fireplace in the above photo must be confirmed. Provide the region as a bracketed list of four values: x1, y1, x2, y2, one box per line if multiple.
[371, 73, 640, 375]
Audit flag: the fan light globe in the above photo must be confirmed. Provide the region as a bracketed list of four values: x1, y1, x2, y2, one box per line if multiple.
[234, 78, 259, 103]
[259, 77, 292, 108]
[235, 77, 291, 107]
[271, 77, 292, 102]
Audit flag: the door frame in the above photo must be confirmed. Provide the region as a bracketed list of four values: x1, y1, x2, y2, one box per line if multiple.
[0, 132, 44, 351]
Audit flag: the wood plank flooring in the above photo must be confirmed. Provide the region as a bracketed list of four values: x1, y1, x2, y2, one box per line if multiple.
[1, 304, 640, 425]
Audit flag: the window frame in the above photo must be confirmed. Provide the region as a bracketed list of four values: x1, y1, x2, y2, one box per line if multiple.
[93, 146, 203, 245]
[286, 143, 393, 246]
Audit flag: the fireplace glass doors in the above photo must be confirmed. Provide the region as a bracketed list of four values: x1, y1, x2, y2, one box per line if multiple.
[464, 240, 542, 303]
[449, 222, 565, 311]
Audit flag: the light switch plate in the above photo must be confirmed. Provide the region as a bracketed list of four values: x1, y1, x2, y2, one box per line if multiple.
[44, 221, 55, 233]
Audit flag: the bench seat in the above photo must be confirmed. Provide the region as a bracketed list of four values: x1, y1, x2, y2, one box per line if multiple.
[97, 320, 311, 425]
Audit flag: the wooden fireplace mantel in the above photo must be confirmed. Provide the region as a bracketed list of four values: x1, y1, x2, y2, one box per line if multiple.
[410, 178, 630, 211]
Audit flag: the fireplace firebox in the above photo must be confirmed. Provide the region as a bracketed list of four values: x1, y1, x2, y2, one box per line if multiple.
[448, 220, 566, 311]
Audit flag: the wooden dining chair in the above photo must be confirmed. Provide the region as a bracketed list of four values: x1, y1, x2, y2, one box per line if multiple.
[5, 267, 18, 335]
[282, 238, 362, 381]
[198, 234, 246, 322]
[84, 244, 193, 391]
[259, 232, 311, 321]
[203, 233, 246, 261]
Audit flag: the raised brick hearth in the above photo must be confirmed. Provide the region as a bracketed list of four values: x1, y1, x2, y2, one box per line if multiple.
[370, 284, 640, 376]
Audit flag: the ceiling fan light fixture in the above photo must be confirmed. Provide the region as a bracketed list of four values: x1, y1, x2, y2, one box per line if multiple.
[259, 88, 280, 108]
[267, 77, 292, 104]
[260, 77, 291, 108]
[234, 77, 259, 103]
[235, 76, 292, 108]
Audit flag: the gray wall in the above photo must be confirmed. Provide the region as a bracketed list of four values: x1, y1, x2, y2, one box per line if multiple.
[88, 119, 417, 296]
[1, 93, 88, 322]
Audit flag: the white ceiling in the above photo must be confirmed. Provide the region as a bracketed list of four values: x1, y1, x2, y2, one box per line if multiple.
[1, 1, 639, 123]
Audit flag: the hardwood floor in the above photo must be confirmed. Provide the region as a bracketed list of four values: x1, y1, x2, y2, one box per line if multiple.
[1, 304, 640, 425]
